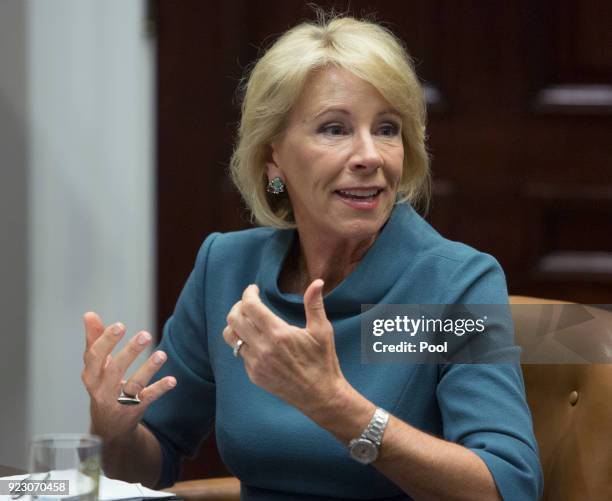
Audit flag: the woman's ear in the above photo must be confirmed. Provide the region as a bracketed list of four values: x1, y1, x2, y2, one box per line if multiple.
[265, 142, 284, 182]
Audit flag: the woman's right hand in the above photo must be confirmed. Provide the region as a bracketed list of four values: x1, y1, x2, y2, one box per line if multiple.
[81, 312, 176, 443]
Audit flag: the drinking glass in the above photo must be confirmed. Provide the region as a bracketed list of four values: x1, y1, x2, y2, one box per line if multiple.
[28, 434, 102, 501]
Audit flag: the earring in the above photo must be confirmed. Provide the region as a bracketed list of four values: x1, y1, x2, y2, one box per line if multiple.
[266, 176, 286, 195]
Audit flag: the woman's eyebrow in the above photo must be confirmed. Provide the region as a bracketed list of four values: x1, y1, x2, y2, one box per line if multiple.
[311, 106, 350, 120]
[377, 108, 402, 118]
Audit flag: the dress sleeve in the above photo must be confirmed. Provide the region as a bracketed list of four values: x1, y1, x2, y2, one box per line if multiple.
[436, 253, 544, 501]
[141, 233, 220, 488]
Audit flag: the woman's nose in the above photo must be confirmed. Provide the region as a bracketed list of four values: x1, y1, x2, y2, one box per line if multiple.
[348, 132, 383, 172]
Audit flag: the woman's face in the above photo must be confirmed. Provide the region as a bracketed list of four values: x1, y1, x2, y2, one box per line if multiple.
[268, 66, 404, 243]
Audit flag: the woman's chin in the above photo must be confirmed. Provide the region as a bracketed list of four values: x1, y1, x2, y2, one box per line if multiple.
[322, 215, 388, 242]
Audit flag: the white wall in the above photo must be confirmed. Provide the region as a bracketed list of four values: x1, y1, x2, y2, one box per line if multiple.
[0, 0, 155, 468]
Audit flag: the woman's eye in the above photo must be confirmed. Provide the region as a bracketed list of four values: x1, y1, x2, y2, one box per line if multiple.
[378, 123, 400, 137]
[320, 124, 346, 136]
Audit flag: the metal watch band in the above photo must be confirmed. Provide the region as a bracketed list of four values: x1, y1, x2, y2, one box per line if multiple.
[361, 407, 389, 445]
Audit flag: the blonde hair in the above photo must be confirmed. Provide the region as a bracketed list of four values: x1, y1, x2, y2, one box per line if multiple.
[230, 13, 431, 228]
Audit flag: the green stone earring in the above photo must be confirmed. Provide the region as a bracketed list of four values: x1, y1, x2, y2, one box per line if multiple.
[266, 176, 286, 195]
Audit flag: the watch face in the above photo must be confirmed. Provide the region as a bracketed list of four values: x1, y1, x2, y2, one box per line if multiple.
[349, 438, 378, 464]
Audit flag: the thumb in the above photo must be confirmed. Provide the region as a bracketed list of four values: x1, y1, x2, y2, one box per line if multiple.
[304, 279, 328, 331]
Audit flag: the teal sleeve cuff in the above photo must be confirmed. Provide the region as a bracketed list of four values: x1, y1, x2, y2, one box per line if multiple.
[472, 445, 543, 501]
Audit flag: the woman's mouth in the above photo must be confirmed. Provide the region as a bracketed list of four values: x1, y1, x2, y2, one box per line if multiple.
[334, 188, 384, 209]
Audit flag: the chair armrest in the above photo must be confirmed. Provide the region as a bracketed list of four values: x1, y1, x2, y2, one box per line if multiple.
[165, 477, 240, 501]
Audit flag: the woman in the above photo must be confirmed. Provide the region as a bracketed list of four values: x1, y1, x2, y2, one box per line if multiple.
[81, 15, 543, 500]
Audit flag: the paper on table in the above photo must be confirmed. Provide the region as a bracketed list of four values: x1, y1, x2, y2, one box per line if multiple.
[0, 471, 175, 501]
[99, 475, 175, 500]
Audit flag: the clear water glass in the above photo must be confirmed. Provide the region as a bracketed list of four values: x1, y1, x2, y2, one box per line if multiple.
[28, 434, 101, 501]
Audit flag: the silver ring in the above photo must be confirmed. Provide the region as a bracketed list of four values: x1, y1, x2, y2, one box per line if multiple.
[117, 385, 141, 406]
[233, 339, 244, 358]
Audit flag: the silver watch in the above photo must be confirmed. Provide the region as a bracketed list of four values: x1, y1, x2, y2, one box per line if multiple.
[348, 407, 389, 464]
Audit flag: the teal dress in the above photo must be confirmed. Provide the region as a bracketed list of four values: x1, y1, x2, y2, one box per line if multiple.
[142, 203, 543, 500]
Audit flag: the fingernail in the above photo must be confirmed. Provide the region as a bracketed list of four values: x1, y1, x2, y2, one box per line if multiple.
[138, 332, 152, 345]
[112, 323, 123, 335]
[167, 378, 176, 388]
[154, 352, 166, 364]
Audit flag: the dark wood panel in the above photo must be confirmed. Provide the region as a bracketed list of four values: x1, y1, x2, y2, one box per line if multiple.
[555, 0, 612, 79]
[528, 0, 612, 113]
[156, 0, 250, 332]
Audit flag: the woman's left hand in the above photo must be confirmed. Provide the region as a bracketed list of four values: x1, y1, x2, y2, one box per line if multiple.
[223, 279, 346, 417]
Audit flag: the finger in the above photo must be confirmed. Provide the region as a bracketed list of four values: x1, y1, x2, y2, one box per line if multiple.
[83, 312, 105, 351]
[304, 279, 328, 332]
[223, 325, 240, 347]
[121, 350, 167, 397]
[226, 302, 253, 343]
[111, 330, 153, 376]
[139, 376, 177, 405]
[241, 284, 283, 332]
[224, 325, 246, 351]
[225, 301, 241, 328]
[222, 326, 249, 358]
[85, 322, 125, 376]
[227, 306, 261, 344]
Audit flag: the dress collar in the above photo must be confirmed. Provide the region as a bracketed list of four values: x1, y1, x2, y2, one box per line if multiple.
[257, 203, 421, 320]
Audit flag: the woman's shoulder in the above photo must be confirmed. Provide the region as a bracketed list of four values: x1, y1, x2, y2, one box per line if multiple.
[424, 222, 504, 279]
[395, 205, 507, 303]
[191, 226, 281, 274]
[425, 231, 502, 273]
[400, 204, 501, 269]
[206, 226, 277, 249]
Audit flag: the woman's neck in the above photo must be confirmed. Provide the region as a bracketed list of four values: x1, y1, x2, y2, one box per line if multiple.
[279, 229, 377, 296]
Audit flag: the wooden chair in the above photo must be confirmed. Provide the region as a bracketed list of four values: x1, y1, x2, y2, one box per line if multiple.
[168, 296, 612, 500]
